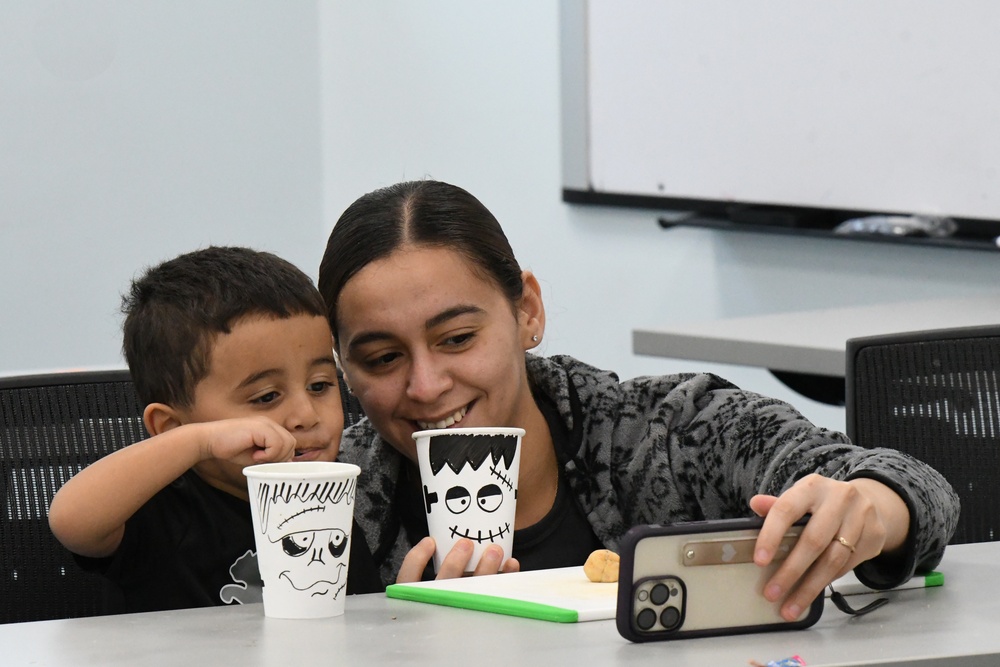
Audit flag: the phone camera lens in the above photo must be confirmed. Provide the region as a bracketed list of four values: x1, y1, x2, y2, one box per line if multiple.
[636, 607, 657, 631]
[660, 606, 681, 631]
[650, 583, 670, 605]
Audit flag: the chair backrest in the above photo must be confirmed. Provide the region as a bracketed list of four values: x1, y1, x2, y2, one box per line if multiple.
[0, 368, 364, 623]
[846, 324, 1000, 545]
[0, 369, 146, 623]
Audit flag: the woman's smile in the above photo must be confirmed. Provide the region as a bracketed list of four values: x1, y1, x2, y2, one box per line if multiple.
[415, 404, 470, 431]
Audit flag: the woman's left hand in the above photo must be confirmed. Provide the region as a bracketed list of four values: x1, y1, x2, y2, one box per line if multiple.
[396, 536, 520, 584]
[749, 474, 910, 621]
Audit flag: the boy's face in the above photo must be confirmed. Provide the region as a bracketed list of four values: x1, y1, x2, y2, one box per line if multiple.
[180, 314, 344, 487]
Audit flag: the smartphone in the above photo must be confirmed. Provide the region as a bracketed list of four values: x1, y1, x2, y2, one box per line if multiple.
[616, 517, 823, 642]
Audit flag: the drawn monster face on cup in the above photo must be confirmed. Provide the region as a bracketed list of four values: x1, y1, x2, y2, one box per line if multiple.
[244, 462, 360, 619]
[413, 428, 523, 573]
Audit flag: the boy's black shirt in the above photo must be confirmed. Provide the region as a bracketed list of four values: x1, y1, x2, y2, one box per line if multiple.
[74, 469, 383, 613]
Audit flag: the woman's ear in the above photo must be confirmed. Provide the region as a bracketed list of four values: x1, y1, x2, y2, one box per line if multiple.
[519, 270, 546, 349]
[143, 402, 184, 437]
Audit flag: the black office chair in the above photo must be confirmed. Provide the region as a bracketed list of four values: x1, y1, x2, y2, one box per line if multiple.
[0, 368, 364, 623]
[846, 324, 1000, 545]
[0, 369, 146, 623]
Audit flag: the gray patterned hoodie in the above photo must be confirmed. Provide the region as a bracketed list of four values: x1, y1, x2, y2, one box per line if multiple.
[339, 354, 959, 589]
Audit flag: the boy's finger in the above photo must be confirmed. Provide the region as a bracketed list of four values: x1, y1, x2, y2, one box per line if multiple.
[253, 434, 294, 462]
[262, 426, 296, 457]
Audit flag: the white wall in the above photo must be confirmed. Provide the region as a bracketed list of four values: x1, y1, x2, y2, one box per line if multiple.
[4, 1, 1000, 435]
[0, 1, 325, 374]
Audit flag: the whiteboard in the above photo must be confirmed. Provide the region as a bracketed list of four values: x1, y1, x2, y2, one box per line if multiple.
[579, 0, 1000, 222]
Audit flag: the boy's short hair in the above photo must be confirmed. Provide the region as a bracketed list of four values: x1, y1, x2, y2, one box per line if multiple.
[122, 246, 327, 408]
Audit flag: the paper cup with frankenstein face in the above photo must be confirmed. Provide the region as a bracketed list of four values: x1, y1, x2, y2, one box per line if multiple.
[243, 461, 360, 619]
[413, 427, 523, 573]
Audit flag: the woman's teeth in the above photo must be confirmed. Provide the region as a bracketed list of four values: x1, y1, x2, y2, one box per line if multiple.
[418, 406, 468, 430]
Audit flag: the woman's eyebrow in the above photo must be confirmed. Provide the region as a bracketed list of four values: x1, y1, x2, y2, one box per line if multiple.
[347, 305, 486, 352]
[425, 305, 485, 330]
[347, 331, 391, 351]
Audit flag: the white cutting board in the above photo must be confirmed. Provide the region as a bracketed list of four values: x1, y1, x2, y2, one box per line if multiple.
[385, 566, 617, 623]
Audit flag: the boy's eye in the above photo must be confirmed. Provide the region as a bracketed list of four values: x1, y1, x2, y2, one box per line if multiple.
[253, 391, 279, 405]
[308, 380, 334, 393]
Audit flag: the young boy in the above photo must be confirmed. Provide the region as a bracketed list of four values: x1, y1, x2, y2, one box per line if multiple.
[48, 246, 382, 613]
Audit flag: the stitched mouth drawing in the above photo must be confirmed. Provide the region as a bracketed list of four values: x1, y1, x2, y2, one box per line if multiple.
[448, 522, 511, 543]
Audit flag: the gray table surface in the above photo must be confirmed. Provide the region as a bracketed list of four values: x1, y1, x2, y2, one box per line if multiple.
[4, 541, 999, 667]
[633, 294, 1000, 376]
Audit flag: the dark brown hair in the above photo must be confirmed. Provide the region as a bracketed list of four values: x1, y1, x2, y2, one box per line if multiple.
[318, 180, 523, 342]
[122, 246, 327, 408]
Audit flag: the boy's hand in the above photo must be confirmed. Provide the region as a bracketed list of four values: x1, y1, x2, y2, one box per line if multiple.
[49, 416, 298, 559]
[396, 536, 520, 583]
[196, 417, 297, 466]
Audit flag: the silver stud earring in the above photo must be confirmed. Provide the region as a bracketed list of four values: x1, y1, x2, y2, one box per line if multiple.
[532, 335, 539, 342]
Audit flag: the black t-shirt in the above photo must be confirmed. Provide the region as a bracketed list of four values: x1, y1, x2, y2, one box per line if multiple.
[510, 470, 604, 570]
[75, 470, 383, 613]
[514, 386, 604, 569]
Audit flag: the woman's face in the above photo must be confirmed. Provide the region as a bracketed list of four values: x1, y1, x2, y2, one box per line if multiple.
[335, 245, 542, 461]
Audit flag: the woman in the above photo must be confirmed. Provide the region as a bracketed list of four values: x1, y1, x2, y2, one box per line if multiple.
[320, 180, 958, 621]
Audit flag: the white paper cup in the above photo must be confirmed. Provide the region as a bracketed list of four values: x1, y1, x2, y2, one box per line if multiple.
[412, 427, 523, 573]
[243, 461, 360, 619]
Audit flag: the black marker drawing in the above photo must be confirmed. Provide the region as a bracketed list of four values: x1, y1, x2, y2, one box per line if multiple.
[252, 478, 356, 601]
[421, 433, 519, 547]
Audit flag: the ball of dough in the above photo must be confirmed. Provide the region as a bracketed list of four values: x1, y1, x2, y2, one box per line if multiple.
[583, 549, 620, 583]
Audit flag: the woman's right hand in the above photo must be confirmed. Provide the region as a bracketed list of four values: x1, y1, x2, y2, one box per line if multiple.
[396, 536, 520, 583]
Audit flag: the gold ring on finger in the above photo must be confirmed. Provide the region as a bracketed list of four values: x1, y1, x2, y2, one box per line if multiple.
[835, 535, 856, 553]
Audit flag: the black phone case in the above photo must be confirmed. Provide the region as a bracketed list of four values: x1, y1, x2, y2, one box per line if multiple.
[616, 517, 824, 642]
